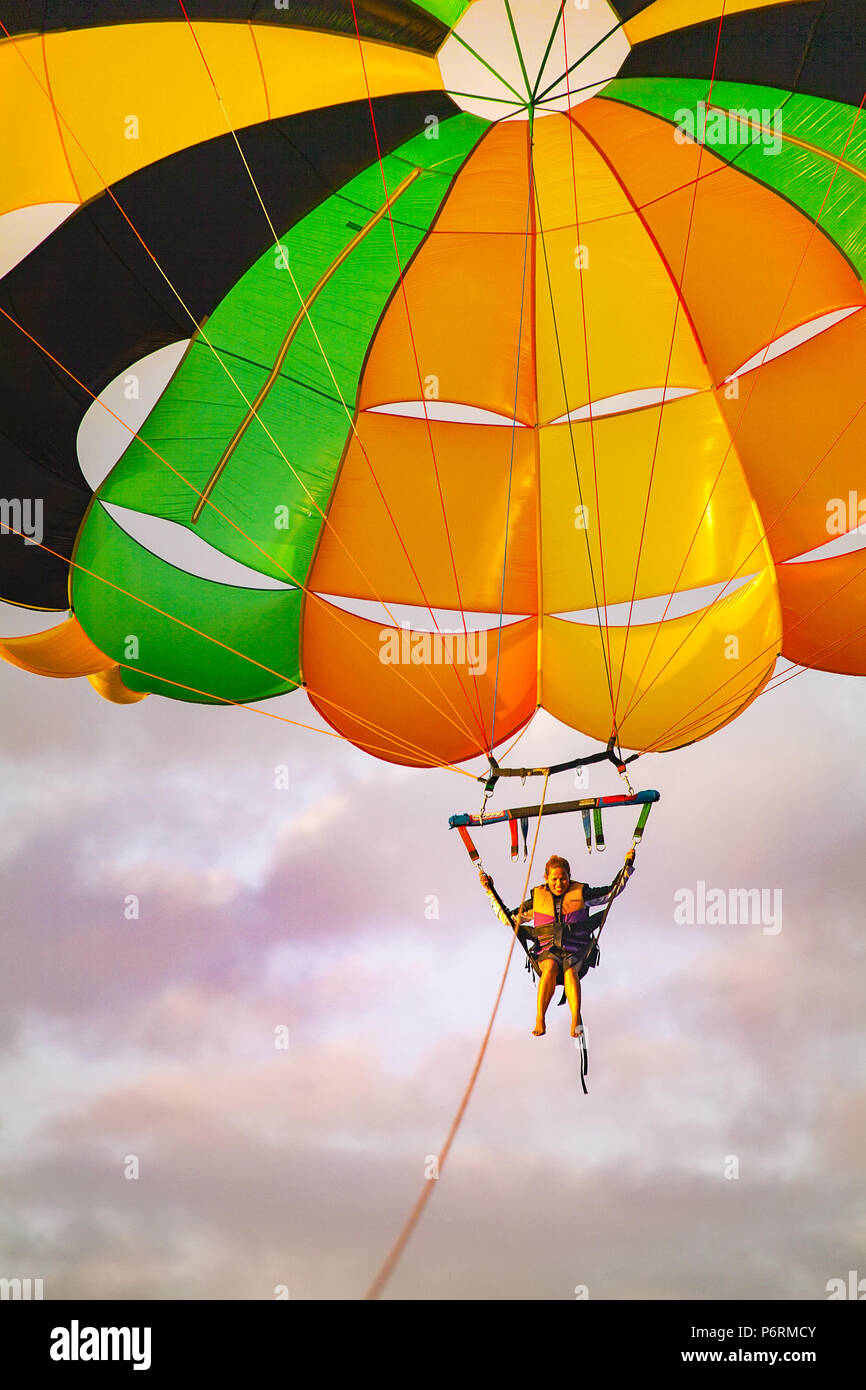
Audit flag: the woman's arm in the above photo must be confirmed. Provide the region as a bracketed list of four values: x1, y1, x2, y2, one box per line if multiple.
[479, 875, 532, 929]
[584, 850, 635, 909]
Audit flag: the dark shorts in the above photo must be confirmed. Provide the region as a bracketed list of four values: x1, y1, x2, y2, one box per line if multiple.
[534, 941, 591, 975]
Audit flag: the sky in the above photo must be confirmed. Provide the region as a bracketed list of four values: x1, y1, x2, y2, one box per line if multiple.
[1, 0, 864, 1305]
[0, 651, 864, 1301]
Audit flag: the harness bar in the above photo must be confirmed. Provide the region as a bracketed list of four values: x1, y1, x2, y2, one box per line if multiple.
[450, 789, 659, 830]
[478, 736, 639, 793]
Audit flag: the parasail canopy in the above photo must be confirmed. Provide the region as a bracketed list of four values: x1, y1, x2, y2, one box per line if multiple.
[1, 0, 864, 768]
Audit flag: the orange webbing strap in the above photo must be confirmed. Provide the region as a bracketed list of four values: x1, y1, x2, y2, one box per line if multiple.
[457, 824, 480, 863]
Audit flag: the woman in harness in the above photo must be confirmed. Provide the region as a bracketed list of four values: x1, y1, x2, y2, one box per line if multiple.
[480, 850, 635, 1038]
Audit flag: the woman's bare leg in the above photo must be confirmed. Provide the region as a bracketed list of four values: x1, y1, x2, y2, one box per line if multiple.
[534, 960, 558, 1036]
[563, 967, 582, 1037]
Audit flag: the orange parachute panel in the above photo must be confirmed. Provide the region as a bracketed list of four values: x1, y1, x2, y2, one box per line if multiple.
[302, 601, 537, 768]
[777, 552, 866, 675]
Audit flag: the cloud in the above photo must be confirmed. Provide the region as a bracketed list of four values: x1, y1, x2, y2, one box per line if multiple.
[0, 666, 863, 1298]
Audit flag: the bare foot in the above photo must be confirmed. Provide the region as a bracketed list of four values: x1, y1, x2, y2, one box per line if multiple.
[532, 1022, 546, 1036]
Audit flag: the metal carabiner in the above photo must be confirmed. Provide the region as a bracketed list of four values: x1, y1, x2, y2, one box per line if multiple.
[618, 765, 635, 797]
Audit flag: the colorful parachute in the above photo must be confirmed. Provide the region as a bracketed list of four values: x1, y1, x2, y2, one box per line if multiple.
[1, 1, 864, 767]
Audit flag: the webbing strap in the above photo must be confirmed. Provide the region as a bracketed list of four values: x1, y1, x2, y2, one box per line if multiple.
[509, 819, 519, 860]
[582, 808, 592, 852]
[593, 806, 605, 851]
[457, 824, 479, 863]
[520, 817, 529, 860]
[633, 800, 653, 841]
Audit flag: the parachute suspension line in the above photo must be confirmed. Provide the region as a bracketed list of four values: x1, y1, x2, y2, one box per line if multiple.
[502, 0, 533, 107]
[616, 84, 866, 736]
[530, 3, 566, 106]
[0, 22, 489, 753]
[533, 194, 617, 731]
[495, 717, 534, 768]
[758, 624, 866, 697]
[764, 591, 866, 680]
[365, 773, 551, 1301]
[534, 12, 628, 106]
[178, 2, 492, 757]
[349, 1, 493, 756]
[641, 678, 773, 754]
[106, 660, 474, 769]
[441, 87, 528, 111]
[607, 3, 731, 722]
[535, 73, 625, 111]
[489, 135, 535, 751]
[449, 28, 527, 105]
[557, 16, 622, 750]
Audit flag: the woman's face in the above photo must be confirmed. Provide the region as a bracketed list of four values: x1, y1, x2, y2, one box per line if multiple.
[546, 866, 570, 895]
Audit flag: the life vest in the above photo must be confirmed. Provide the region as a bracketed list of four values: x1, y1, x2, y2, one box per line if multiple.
[532, 881, 589, 948]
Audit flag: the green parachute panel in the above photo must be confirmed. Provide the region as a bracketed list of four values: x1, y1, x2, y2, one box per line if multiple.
[96, 113, 490, 587]
[602, 79, 866, 277]
[414, 1, 474, 29]
[72, 502, 302, 704]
